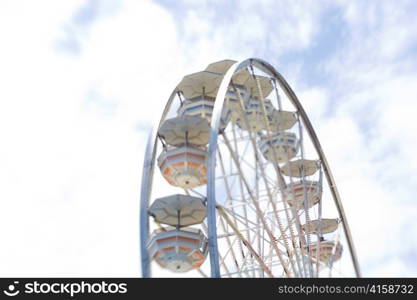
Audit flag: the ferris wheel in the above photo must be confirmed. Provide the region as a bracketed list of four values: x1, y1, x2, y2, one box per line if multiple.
[139, 58, 361, 278]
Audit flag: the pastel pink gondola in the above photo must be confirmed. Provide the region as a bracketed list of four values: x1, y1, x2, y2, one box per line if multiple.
[158, 146, 207, 189]
[259, 131, 299, 163]
[284, 180, 321, 209]
[147, 228, 208, 273]
[304, 241, 343, 265]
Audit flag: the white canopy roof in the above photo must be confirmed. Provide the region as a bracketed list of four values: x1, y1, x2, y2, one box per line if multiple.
[244, 74, 273, 97]
[281, 159, 319, 177]
[205, 59, 236, 75]
[269, 110, 298, 131]
[177, 71, 223, 99]
[302, 218, 339, 234]
[158, 115, 210, 147]
[149, 194, 206, 227]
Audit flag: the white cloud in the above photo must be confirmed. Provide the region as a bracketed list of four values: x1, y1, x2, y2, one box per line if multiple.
[308, 1, 417, 276]
[165, 0, 327, 71]
[0, 0, 185, 276]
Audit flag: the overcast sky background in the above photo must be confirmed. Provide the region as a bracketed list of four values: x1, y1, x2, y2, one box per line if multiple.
[0, 0, 416, 277]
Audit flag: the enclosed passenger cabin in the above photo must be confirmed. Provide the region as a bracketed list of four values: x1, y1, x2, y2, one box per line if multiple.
[147, 228, 208, 272]
[225, 84, 248, 115]
[157, 145, 207, 189]
[204, 59, 249, 116]
[177, 95, 231, 130]
[234, 98, 275, 132]
[258, 132, 299, 163]
[176, 70, 231, 130]
[304, 240, 343, 265]
[283, 180, 321, 210]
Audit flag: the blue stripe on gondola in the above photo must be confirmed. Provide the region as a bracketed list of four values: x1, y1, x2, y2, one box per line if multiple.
[181, 104, 214, 113]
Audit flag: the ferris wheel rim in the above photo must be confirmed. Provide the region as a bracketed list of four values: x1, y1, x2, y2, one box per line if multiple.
[139, 57, 361, 278]
[250, 58, 361, 277]
[139, 88, 179, 278]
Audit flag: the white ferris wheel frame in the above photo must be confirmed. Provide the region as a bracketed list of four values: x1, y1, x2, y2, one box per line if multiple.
[139, 58, 361, 278]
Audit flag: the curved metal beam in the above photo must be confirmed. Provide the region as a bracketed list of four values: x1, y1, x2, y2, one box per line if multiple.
[139, 89, 178, 278]
[206, 60, 251, 277]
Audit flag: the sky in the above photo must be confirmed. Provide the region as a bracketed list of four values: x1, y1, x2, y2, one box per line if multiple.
[0, 0, 416, 277]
